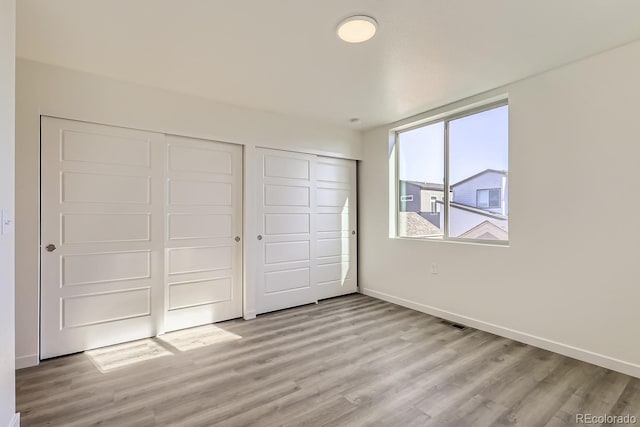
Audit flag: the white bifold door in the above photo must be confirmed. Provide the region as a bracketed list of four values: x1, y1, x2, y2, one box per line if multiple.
[255, 148, 357, 314]
[40, 117, 242, 359]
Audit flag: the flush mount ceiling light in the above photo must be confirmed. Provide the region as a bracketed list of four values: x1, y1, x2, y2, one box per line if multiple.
[337, 15, 377, 43]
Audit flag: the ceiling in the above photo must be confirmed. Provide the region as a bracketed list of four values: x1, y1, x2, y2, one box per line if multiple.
[17, 1, 640, 130]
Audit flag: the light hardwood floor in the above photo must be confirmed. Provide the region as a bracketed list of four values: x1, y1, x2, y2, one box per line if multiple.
[16, 294, 640, 426]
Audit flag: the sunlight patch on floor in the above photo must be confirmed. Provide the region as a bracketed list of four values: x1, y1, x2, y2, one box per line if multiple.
[85, 339, 173, 373]
[158, 324, 242, 352]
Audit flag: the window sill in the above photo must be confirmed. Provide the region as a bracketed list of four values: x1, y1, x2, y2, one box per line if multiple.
[392, 235, 510, 248]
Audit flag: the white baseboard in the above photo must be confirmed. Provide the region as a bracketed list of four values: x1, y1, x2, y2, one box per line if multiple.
[15, 354, 38, 370]
[243, 310, 257, 320]
[361, 288, 640, 379]
[8, 413, 20, 427]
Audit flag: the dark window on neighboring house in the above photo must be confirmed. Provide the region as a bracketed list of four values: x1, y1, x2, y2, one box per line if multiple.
[477, 188, 500, 209]
[400, 195, 414, 202]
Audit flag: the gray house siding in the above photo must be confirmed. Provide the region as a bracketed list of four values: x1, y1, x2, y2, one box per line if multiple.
[398, 181, 422, 212]
[452, 170, 508, 216]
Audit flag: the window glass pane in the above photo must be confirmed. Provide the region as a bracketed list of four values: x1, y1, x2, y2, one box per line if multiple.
[476, 189, 489, 208]
[397, 122, 445, 238]
[489, 189, 501, 208]
[449, 105, 508, 241]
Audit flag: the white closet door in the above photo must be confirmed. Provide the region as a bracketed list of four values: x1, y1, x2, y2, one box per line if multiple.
[315, 156, 358, 300]
[255, 149, 316, 314]
[41, 117, 165, 359]
[164, 135, 243, 331]
[255, 149, 358, 314]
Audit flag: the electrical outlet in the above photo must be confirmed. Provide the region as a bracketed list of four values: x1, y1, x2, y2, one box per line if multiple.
[431, 263, 438, 275]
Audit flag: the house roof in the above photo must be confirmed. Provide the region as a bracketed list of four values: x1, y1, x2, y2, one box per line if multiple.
[451, 169, 507, 188]
[402, 181, 445, 191]
[436, 200, 507, 221]
[398, 212, 442, 236]
[459, 221, 508, 240]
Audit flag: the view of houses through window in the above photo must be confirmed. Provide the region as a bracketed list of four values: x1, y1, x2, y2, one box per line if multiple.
[397, 103, 509, 242]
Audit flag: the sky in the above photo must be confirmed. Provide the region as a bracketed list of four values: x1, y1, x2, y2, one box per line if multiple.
[398, 105, 508, 185]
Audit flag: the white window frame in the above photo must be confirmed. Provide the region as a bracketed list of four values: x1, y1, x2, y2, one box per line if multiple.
[391, 99, 509, 245]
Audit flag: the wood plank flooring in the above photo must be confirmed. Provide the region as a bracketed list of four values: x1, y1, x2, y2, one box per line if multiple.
[16, 294, 640, 426]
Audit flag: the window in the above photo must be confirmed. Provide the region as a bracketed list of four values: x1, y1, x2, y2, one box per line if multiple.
[400, 195, 414, 202]
[395, 101, 508, 243]
[476, 188, 501, 209]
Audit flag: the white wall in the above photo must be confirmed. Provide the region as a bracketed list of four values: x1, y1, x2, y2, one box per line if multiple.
[360, 39, 640, 377]
[0, 0, 17, 425]
[15, 58, 362, 367]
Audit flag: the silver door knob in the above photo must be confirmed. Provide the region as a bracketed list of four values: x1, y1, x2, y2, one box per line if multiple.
[46, 244, 56, 252]
[257, 235, 263, 240]
[235, 236, 241, 242]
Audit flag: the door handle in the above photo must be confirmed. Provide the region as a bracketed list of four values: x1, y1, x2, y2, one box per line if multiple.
[235, 236, 241, 242]
[45, 244, 56, 252]
[257, 235, 263, 241]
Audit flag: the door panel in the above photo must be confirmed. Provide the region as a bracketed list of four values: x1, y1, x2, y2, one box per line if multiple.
[264, 184, 310, 206]
[264, 213, 310, 235]
[62, 172, 150, 204]
[168, 277, 232, 310]
[169, 214, 231, 239]
[167, 246, 233, 275]
[41, 117, 165, 359]
[265, 268, 310, 293]
[62, 288, 151, 328]
[61, 251, 151, 286]
[314, 156, 358, 300]
[255, 149, 357, 314]
[60, 129, 151, 167]
[163, 134, 242, 332]
[62, 213, 151, 243]
[256, 149, 316, 313]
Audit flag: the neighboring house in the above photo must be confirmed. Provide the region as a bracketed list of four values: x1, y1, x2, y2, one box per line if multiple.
[451, 169, 508, 216]
[459, 220, 508, 240]
[401, 169, 509, 240]
[440, 201, 508, 240]
[442, 169, 509, 240]
[398, 181, 426, 213]
[398, 181, 447, 228]
[419, 186, 446, 214]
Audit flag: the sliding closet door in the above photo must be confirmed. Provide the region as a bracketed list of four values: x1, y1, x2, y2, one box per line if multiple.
[40, 117, 165, 359]
[255, 149, 317, 314]
[315, 156, 358, 300]
[41, 118, 244, 358]
[164, 135, 243, 331]
[255, 149, 358, 314]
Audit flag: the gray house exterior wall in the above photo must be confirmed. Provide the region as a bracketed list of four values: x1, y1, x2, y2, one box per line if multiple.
[398, 181, 422, 212]
[451, 170, 508, 216]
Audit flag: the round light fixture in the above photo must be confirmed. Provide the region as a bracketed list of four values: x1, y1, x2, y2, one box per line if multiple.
[337, 15, 377, 43]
